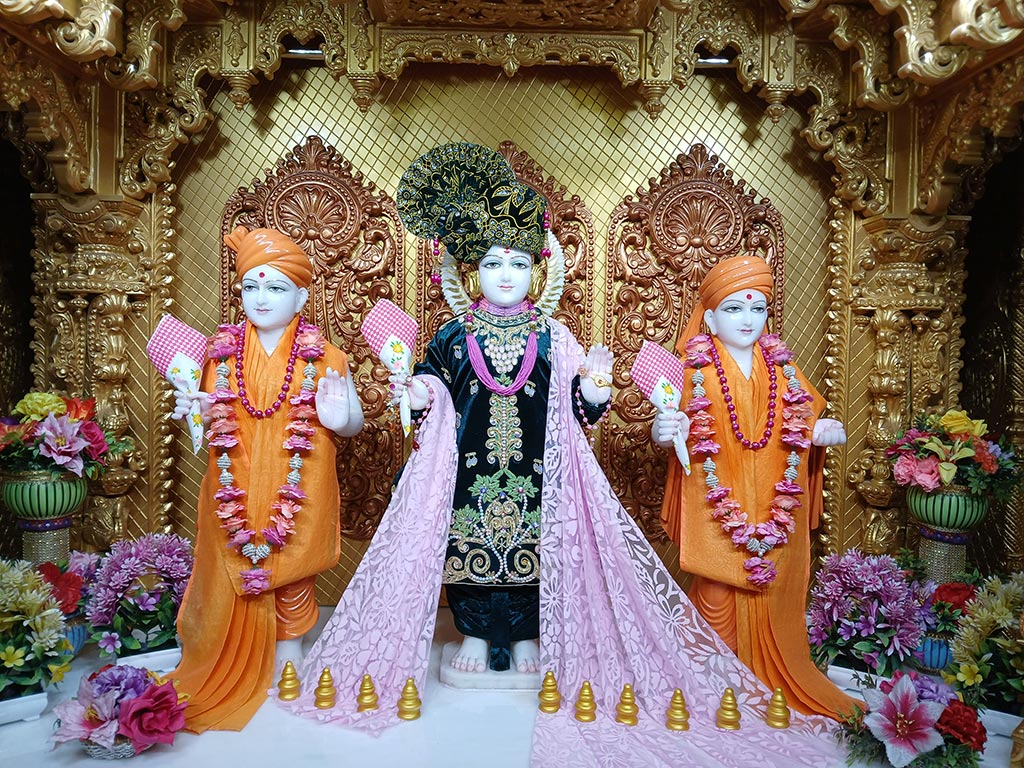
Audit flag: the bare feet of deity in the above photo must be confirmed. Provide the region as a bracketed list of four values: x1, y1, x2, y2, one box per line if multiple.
[450, 636, 488, 672]
[511, 639, 540, 673]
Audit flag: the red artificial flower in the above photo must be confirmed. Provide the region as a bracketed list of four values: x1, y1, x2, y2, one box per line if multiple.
[37, 561, 84, 614]
[78, 419, 110, 460]
[935, 699, 987, 753]
[933, 582, 976, 613]
[62, 397, 97, 421]
[971, 437, 999, 473]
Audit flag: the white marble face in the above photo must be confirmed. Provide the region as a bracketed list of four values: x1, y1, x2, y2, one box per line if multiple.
[477, 245, 533, 307]
[703, 288, 769, 353]
[240, 264, 309, 334]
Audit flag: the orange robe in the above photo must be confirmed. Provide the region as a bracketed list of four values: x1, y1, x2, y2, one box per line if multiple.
[173, 317, 345, 732]
[661, 343, 858, 719]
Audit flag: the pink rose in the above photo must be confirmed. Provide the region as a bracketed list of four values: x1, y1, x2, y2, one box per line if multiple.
[892, 453, 918, 486]
[913, 454, 942, 492]
[78, 420, 110, 460]
[116, 681, 186, 751]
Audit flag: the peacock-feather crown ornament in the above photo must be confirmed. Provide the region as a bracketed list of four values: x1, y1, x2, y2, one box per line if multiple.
[396, 142, 547, 263]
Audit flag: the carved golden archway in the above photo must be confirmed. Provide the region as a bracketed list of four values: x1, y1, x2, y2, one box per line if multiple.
[220, 135, 405, 539]
[602, 143, 786, 538]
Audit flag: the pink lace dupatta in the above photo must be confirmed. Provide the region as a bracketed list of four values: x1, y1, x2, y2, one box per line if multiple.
[283, 321, 843, 767]
[282, 372, 456, 730]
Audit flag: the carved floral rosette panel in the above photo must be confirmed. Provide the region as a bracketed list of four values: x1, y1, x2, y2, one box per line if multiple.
[414, 140, 597, 353]
[603, 143, 785, 538]
[220, 135, 405, 539]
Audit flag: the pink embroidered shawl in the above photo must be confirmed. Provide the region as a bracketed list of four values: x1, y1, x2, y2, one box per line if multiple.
[283, 320, 843, 767]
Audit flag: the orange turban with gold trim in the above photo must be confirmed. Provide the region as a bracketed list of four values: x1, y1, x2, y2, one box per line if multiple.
[225, 226, 314, 289]
[677, 256, 774, 353]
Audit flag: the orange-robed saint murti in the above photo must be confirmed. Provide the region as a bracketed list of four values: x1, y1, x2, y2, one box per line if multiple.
[172, 228, 346, 732]
[660, 255, 858, 720]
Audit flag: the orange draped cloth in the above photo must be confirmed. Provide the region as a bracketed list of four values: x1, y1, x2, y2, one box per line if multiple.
[661, 341, 858, 720]
[172, 316, 345, 732]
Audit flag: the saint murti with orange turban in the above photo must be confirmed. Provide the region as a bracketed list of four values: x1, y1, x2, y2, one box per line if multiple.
[169, 226, 364, 732]
[655, 255, 858, 720]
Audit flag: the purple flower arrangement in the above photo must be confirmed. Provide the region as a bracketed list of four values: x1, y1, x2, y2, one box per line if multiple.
[84, 534, 193, 657]
[807, 549, 933, 678]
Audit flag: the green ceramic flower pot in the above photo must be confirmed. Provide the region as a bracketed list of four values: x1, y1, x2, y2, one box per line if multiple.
[906, 484, 989, 531]
[1, 469, 88, 521]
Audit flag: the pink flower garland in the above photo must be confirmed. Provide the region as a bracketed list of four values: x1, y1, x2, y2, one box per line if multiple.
[206, 321, 326, 595]
[683, 333, 813, 587]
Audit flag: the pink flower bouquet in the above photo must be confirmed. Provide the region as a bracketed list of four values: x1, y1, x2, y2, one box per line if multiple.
[886, 409, 1020, 501]
[53, 664, 187, 757]
[837, 670, 986, 768]
[0, 393, 126, 479]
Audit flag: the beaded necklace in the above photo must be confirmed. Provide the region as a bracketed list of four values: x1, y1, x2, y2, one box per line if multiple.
[206, 320, 326, 595]
[464, 300, 542, 396]
[683, 333, 812, 587]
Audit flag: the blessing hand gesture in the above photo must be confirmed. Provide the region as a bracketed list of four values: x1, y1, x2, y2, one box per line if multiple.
[315, 367, 363, 437]
[579, 343, 614, 405]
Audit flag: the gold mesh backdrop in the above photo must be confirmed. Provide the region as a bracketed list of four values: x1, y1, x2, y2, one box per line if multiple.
[168, 62, 835, 603]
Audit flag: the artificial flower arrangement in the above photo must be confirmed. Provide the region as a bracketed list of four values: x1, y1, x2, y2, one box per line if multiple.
[807, 549, 933, 678]
[52, 664, 187, 758]
[886, 409, 1020, 501]
[0, 559, 74, 700]
[927, 580, 978, 635]
[837, 669, 987, 768]
[897, 552, 979, 637]
[84, 534, 193, 658]
[37, 551, 102, 655]
[946, 570, 1024, 715]
[0, 392, 122, 478]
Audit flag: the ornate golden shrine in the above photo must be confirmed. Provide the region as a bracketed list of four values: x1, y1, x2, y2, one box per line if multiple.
[2, 0, 1024, 598]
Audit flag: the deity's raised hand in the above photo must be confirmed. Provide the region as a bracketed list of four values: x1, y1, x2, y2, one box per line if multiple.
[579, 343, 614, 404]
[811, 417, 847, 447]
[315, 367, 351, 434]
[389, 372, 430, 410]
[652, 409, 689, 450]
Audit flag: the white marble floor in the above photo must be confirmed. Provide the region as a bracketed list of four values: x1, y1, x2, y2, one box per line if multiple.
[0, 608, 1018, 767]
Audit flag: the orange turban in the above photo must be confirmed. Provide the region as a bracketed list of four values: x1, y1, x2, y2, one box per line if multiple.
[677, 256, 774, 353]
[225, 226, 313, 289]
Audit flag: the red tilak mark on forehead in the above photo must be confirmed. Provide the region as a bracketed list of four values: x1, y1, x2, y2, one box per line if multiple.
[746, 293, 752, 300]
[503, 247, 510, 253]
[258, 272, 265, 278]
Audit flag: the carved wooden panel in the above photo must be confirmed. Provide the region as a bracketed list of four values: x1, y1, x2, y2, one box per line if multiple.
[603, 143, 786, 539]
[220, 135, 405, 539]
[414, 140, 597, 356]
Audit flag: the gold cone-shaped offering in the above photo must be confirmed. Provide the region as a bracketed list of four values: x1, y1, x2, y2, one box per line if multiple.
[574, 681, 597, 723]
[277, 660, 300, 701]
[665, 688, 690, 731]
[716, 687, 741, 730]
[397, 677, 421, 721]
[615, 684, 639, 726]
[765, 688, 790, 729]
[538, 670, 561, 714]
[357, 673, 379, 712]
[314, 667, 335, 710]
